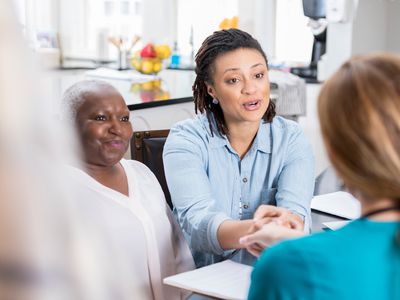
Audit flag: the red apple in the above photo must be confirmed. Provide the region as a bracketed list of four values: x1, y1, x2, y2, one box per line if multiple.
[140, 90, 156, 102]
[140, 43, 156, 58]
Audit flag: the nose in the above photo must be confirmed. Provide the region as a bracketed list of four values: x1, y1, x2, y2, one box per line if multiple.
[109, 118, 122, 135]
[241, 78, 257, 95]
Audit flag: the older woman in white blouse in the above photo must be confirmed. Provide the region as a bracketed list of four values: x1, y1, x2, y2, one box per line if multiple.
[62, 80, 194, 300]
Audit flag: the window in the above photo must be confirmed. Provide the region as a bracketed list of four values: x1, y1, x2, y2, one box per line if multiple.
[83, 0, 143, 59]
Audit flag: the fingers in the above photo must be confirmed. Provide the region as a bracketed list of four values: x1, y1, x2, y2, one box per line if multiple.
[239, 228, 272, 247]
[253, 205, 282, 220]
[288, 219, 303, 230]
[246, 243, 264, 257]
[274, 213, 304, 230]
[248, 217, 276, 234]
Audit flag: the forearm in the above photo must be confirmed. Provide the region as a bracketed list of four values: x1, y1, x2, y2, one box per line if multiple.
[217, 219, 255, 250]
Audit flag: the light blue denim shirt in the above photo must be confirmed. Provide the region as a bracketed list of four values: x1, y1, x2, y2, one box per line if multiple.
[163, 114, 315, 267]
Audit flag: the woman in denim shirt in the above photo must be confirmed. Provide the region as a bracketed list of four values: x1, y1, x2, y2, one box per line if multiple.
[163, 29, 314, 268]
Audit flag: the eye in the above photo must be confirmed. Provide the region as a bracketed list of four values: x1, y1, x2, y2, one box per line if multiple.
[121, 116, 130, 122]
[255, 73, 264, 79]
[227, 78, 240, 84]
[94, 115, 107, 121]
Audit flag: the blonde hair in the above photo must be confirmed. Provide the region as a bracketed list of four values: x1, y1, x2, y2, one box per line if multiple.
[318, 53, 400, 202]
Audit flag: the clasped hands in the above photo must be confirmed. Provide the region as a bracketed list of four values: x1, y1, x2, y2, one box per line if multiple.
[239, 205, 305, 257]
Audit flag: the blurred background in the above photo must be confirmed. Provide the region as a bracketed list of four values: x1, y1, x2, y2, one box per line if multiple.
[7, 0, 400, 181]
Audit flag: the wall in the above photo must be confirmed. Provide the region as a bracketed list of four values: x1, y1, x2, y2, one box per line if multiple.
[351, 0, 387, 54]
[326, 0, 400, 78]
[387, 1, 400, 53]
[238, 0, 276, 58]
[142, 0, 177, 45]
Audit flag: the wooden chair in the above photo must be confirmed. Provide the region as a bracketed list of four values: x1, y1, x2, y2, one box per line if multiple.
[130, 129, 172, 208]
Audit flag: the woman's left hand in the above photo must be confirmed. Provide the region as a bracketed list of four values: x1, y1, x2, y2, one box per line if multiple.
[251, 204, 304, 231]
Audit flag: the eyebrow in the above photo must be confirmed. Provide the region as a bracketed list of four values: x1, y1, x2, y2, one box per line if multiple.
[223, 63, 265, 74]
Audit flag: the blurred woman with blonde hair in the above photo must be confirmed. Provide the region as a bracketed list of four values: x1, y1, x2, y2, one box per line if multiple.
[242, 53, 400, 299]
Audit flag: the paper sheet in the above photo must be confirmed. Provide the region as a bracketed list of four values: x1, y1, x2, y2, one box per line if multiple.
[311, 191, 361, 219]
[322, 220, 350, 230]
[163, 260, 252, 300]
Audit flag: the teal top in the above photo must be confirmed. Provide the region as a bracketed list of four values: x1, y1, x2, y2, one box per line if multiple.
[248, 219, 400, 300]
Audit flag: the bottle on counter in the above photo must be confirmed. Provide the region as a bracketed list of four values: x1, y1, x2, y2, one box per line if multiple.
[170, 41, 180, 69]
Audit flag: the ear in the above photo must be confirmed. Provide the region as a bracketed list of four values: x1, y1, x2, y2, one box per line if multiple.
[206, 83, 217, 99]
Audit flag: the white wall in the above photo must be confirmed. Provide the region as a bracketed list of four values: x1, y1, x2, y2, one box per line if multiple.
[326, 0, 400, 78]
[352, 0, 387, 55]
[238, 0, 276, 59]
[387, 1, 400, 53]
[142, 0, 177, 45]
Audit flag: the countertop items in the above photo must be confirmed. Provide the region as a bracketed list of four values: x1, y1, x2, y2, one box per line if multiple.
[46, 68, 308, 117]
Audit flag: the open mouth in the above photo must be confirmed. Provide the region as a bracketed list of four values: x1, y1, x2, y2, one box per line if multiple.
[243, 100, 261, 111]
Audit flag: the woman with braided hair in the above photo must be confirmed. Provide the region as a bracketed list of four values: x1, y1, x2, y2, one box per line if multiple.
[163, 29, 315, 267]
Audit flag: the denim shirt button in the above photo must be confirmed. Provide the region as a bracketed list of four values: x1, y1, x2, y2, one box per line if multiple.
[242, 177, 248, 183]
[243, 204, 249, 209]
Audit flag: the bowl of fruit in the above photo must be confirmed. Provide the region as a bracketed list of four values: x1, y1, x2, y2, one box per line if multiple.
[131, 43, 171, 74]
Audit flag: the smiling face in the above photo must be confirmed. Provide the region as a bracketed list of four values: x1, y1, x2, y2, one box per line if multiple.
[76, 85, 133, 168]
[206, 48, 270, 130]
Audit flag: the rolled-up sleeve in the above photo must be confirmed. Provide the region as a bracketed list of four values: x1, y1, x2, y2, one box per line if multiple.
[163, 125, 231, 254]
[275, 124, 315, 232]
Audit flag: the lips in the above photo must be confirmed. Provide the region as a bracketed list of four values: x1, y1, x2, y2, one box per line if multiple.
[103, 139, 126, 150]
[242, 99, 262, 111]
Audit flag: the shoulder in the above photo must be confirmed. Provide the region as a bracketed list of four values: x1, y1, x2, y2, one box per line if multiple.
[270, 116, 305, 139]
[164, 114, 216, 156]
[168, 114, 211, 141]
[268, 117, 313, 159]
[254, 223, 358, 278]
[250, 232, 333, 298]
[253, 237, 311, 281]
[250, 222, 368, 299]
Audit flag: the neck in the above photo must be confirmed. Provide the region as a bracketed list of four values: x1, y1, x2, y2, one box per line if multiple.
[227, 121, 259, 159]
[361, 197, 400, 221]
[84, 162, 120, 181]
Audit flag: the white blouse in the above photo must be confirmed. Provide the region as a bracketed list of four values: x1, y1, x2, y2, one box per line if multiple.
[68, 159, 195, 300]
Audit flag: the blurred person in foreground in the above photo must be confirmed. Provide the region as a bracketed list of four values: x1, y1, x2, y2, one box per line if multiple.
[1, 1, 159, 299]
[163, 28, 315, 268]
[61, 80, 194, 300]
[241, 53, 400, 300]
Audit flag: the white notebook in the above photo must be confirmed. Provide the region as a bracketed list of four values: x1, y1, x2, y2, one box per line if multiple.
[311, 191, 361, 219]
[163, 260, 252, 300]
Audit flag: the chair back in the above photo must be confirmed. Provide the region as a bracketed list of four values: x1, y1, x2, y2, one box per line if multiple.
[131, 129, 172, 208]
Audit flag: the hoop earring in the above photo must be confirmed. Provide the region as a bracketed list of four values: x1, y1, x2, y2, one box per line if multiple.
[212, 98, 219, 105]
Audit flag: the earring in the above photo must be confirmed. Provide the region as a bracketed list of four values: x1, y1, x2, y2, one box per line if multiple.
[212, 98, 219, 105]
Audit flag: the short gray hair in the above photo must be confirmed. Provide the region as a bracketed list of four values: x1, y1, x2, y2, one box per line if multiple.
[60, 80, 117, 122]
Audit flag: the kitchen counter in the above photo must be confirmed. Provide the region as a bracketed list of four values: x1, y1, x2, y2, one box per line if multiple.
[44, 68, 196, 110]
[45, 67, 306, 124]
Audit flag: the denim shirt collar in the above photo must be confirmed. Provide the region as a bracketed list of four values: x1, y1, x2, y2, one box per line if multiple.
[203, 114, 272, 154]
